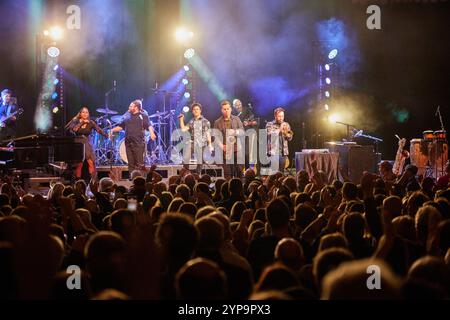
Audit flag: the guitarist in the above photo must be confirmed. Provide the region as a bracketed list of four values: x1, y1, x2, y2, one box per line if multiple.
[0, 89, 19, 140]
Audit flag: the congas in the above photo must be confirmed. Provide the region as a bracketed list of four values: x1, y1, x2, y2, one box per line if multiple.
[430, 140, 449, 178]
[422, 130, 435, 142]
[434, 130, 447, 142]
[410, 139, 429, 176]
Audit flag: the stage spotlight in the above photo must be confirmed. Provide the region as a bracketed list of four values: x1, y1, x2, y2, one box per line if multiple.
[325, 64, 330, 71]
[53, 79, 59, 85]
[52, 106, 59, 114]
[184, 92, 191, 99]
[184, 48, 195, 59]
[328, 49, 338, 60]
[47, 46, 60, 58]
[328, 113, 341, 123]
[325, 91, 330, 98]
[44, 26, 64, 41]
[52, 92, 58, 100]
[325, 78, 331, 85]
[183, 65, 190, 72]
[53, 65, 59, 71]
[182, 78, 189, 85]
[182, 106, 190, 113]
[176, 27, 194, 43]
[324, 104, 329, 111]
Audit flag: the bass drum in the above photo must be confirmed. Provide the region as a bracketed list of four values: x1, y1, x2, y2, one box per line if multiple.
[119, 139, 128, 164]
[118, 132, 151, 164]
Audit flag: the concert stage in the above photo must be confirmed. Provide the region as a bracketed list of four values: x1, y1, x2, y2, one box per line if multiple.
[16, 164, 224, 195]
[96, 164, 224, 183]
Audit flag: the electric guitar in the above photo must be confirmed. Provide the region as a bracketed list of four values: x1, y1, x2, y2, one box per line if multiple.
[0, 108, 24, 128]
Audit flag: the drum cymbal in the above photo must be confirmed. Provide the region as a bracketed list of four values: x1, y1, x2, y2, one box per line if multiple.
[148, 111, 168, 118]
[96, 108, 118, 115]
[111, 115, 123, 123]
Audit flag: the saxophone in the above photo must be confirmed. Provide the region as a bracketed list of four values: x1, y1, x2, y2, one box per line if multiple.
[392, 136, 409, 176]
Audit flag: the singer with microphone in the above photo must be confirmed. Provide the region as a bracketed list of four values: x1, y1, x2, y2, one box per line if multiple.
[109, 99, 156, 173]
[179, 102, 213, 173]
[67, 107, 108, 180]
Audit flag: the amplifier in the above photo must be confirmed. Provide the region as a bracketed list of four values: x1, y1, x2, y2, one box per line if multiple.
[325, 142, 378, 183]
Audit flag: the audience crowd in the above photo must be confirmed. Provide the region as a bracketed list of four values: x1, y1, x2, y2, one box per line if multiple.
[0, 160, 449, 300]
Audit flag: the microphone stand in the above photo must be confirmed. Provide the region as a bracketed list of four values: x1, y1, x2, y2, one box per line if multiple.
[335, 121, 356, 141]
[104, 81, 116, 168]
[436, 106, 446, 132]
[356, 131, 383, 154]
[151, 83, 178, 164]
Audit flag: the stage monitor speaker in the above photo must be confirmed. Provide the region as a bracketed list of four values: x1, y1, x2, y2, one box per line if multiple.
[97, 171, 110, 179]
[121, 170, 130, 180]
[201, 168, 223, 177]
[155, 169, 169, 179]
[347, 147, 378, 183]
[325, 143, 377, 183]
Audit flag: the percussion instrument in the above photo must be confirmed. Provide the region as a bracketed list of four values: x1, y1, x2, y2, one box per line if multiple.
[94, 130, 124, 164]
[410, 137, 448, 178]
[422, 130, 435, 142]
[117, 132, 151, 164]
[148, 111, 168, 118]
[96, 108, 118, 115]
[118, 139, 128, 164]
[434, 130, 447, 142]
[111, 115, 124, 124]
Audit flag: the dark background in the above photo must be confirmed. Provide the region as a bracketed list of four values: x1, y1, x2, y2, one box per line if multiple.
[0, 0, 449, 159]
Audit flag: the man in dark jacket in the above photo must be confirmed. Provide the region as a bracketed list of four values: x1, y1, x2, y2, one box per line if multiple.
[213, 100, 244, 179]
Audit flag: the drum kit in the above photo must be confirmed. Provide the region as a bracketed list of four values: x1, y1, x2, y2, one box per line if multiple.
[409, 129, 448, 178]
[92, 106, 179, 166]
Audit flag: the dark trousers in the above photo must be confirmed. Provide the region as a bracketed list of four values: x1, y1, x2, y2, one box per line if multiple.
[244, 131, 258, 168]
[223, 152, 243, 179]
[278, 155, 287, 173]
[183, 143, 206, 173]
[126, 141, 145, 172]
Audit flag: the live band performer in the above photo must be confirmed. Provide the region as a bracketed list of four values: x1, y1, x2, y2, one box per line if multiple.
[109, 100, 156, 173]
[266, 107, 293, 172]
[67, 107, 108, 180]
[233, 99, 258, 170]
[214, 100, 244, 179]
[179, 102, 213, 173]
[67, 99, 294, 181]
[0, 88, 19, 140]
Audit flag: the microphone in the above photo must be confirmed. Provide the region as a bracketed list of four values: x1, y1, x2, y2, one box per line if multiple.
[435, 106, 440, 117]
[248, 103, 253, 109]
[113, 80, 117, 92]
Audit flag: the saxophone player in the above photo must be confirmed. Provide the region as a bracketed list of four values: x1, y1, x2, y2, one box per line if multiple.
[266, 107, 293, 172]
